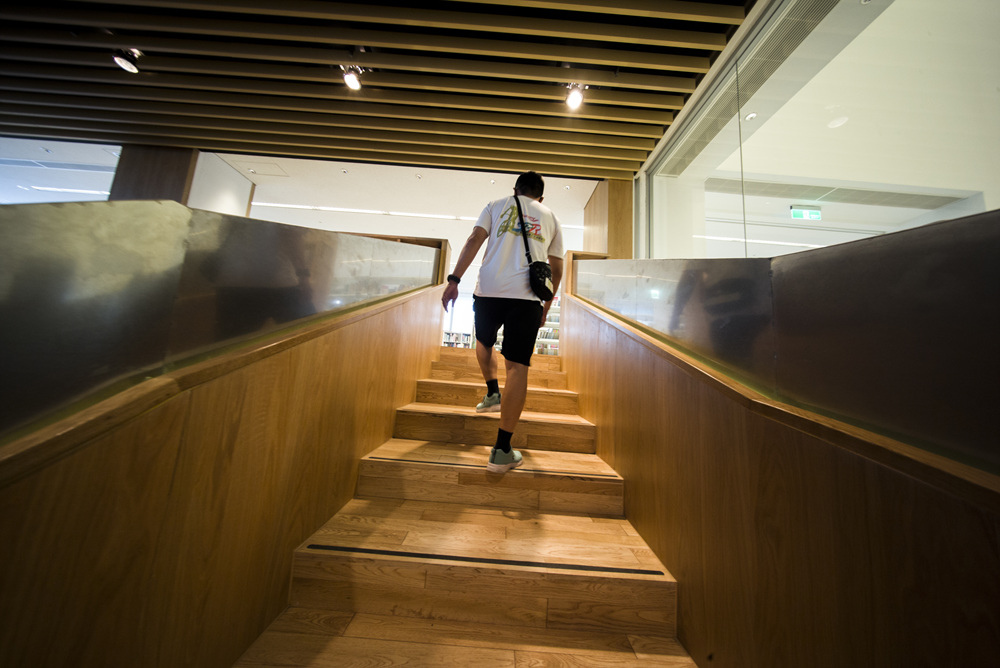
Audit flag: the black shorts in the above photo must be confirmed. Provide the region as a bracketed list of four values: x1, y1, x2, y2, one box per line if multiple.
[473, 296, 543, 367]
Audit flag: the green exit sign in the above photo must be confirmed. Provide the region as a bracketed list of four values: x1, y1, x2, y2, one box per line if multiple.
[790, 206, 822, 220]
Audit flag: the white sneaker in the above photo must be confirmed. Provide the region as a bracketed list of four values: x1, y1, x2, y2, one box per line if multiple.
[475, 392, 501, 413]
[487, 448, 522, 473]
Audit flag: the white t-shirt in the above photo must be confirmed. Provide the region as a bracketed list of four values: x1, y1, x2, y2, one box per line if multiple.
[473, 195, 564, 301]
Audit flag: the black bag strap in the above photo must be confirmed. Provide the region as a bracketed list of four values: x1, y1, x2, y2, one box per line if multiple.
[513, 194, 534, 265]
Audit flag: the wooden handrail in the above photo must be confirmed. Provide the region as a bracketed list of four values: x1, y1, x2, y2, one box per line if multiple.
[0, 286, 441, 488]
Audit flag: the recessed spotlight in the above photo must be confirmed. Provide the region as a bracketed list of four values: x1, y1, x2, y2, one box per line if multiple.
[113, 48, 142, 73]
[41, 147, 53, 154]
[341, 65, 362, 90]
[342, 169, 349, 174]
[827, 116, 849, 129]
[744, 112, 758, 121]
[490, 179, 496, 185]
[564, 185, 571, 190]
[247, 168, 256, 174]
[566, 84, 585, 110]
[415, 173, 422, 180]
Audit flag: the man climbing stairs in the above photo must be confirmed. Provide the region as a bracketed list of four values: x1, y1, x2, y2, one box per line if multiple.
[234, 347, 694, 666]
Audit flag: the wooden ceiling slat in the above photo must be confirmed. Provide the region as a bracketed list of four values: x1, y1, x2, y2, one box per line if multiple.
[0, 8, 712, 72]
[0, 111, 643, 172]
[438, 0, 745, 25]
[0, 91, 656, 151]
[0, 124, 637, 180]
[0, 77, 665, 139]
[0, 1, 751, 179]
[0, 63, 674, 125]
[0, 28, 698, 93]
[0, 102, 649, 163]
[0, 47, 685, 109]
[61, 0, 728, 50]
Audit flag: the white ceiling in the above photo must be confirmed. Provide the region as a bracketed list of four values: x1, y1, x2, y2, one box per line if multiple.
[0, 135, 598, 221]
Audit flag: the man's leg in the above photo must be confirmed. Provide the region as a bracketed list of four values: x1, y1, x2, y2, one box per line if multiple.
[487, 299, 540, 473]
[499, 359, 529, 433]
[488, 358, 528, 471]
[476, 339, 498, 384]
[473, 299, 502, 413]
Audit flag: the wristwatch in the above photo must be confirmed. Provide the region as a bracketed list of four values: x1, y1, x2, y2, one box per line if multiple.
[447, 274, 461, 284]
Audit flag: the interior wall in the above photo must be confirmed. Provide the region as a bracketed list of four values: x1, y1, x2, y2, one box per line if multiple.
[563, 296, 1000, 667]
[0, 287, 443, 668]
[187, 152, 254, 216]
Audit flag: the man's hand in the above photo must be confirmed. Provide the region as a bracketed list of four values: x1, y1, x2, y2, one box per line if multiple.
[541, 300, 552, 326]
[442, 281, 459, 311]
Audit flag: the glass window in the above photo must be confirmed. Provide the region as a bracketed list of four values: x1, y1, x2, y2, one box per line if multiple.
[644, 0, 999, 259]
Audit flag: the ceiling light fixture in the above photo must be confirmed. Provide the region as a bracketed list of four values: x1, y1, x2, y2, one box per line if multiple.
[566, 84, 586, 110]
[341, 65, 363, 90]
[744, 112, 758, 121]
[113, 48, 142, 73]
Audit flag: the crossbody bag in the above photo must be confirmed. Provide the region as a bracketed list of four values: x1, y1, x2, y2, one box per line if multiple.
[512, 195, 554, 302]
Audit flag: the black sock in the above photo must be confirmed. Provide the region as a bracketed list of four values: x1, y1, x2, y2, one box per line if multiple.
[486, 379, 499, 396]
[495, 428, 513, 453]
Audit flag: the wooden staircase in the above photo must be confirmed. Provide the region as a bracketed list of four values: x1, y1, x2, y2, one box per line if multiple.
[234, 347, 694, 667]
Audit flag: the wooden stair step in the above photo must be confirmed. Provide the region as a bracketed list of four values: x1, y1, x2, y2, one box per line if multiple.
[417, 378, 578, 414]
[235, 609, 696, 666]
[438, 346, 563, 371]
[289, 497, 678, 637]
[236, 610, 695, 666]
[430, 360, 568, 389]
[394, 403, 595, 453]
[358, 439, 623, 516]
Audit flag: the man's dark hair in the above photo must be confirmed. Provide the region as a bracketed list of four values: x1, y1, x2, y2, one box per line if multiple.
[514, 171, 545, 198]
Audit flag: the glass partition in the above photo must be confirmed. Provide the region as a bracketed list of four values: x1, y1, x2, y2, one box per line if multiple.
[1, 200, 440, 440]
[643, 0, 999, 260]
[576, 257, 775, 391]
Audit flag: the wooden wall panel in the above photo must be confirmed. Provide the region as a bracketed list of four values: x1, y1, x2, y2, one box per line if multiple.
[0, 395, 192, 667]
[563, 295, 1000, 667]
[583, 180, 633, 259]
[0, 287, 443, 668]
[108, 144, 199, 203]
[583, 180, 608, 254]
[606, 179, 633, 260]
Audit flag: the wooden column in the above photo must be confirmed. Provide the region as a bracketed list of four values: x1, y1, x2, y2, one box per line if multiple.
[583, 179, 633, 259]
[108, 145, 199, 203]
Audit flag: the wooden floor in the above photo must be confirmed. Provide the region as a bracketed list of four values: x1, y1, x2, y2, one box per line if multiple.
[234, 348, 694, 667]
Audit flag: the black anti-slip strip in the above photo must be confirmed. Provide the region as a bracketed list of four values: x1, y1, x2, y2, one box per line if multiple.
[367, 456, 619, 479]
[306, 544, 663, 576]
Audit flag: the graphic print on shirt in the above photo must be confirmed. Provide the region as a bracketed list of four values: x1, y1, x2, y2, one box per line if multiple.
[496, 204, 543, 242]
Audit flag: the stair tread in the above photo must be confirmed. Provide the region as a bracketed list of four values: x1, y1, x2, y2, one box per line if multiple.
[297, 497, 673, 583]
[418, 377, 577, 398]
[439, 346, 562, 367]
[235, 610, 695, 667]
[398, 402, 593, 426]
[366, 438, 619, 478]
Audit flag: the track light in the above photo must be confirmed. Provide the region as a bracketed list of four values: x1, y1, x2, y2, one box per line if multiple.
[566, 84, 586, 110]
[113, 48, 142, 73]
[341, 65, 363, 90]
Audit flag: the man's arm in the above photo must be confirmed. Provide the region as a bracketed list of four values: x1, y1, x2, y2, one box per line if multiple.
[442, 226, 489, 311]
[541, 255, 564, 325]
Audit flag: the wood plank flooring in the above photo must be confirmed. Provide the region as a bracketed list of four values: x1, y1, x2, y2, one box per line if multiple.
[234, 348, 693, 667]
